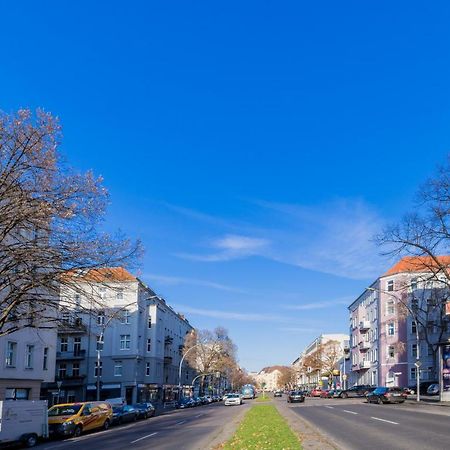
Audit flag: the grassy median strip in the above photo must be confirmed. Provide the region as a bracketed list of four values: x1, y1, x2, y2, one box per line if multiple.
[223, 404, 301, 449]
[255, 395, 271, 402]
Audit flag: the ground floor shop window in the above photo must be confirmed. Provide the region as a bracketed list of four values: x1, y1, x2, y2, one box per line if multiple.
[5, 388, 30, 400]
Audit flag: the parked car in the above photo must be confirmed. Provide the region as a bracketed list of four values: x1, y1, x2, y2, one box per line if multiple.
[204, 395, 213, 403]
[224, 394, 242, 406]
[320, 389, 330, 398]
[407, 381, 438, 396]
[367, 387, 407, 404]
[112, 405, 138, 425]
[274, 390, 283, 397]
[310, 388, 322, 397]
[133, 403, 155, 419]
[427, 383, 440, 396]
[48, 402, 112, 438]
[339, 385, 373, 398]
[176, 398, 194, 409]
[192, 397, 203, 406]
[287, 391, 305, 403]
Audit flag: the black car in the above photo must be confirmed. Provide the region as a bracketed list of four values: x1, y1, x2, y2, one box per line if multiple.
[133, 402, 156, 419]
[407, 381, 438, 396]
[287, 391, 305, 403]
[339, 385, 374, 398]
[367, 387, 407, 404]
[112, 405, 138, 425]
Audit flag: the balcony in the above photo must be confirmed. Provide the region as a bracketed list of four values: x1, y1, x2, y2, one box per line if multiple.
[359, 342, 370, 351]
[55, 375, 86, 386]
[359, 360, 371, 370]
[359, 320, 371, 332]
[164, 336, 173, 346]
[56, 349, 86, 360]
[164, 356, 173, 365]
[58, 320, 86, 334]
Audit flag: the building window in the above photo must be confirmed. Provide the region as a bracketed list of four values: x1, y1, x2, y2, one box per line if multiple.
[74, 294, 81, 309]
[146, 362, 151, 376]
[58, 363, 67, 379]
[410, 367, 416, 380]
[96, 335, 104, 351]
[411, 321, 417, 334]
[60, 336, 68, 352]
[62, 311, 71, 323]
[5, 388, 29, 400]
[97, 311, 105, 325]
[73, 337, 82, 355]
[72, 362, 80, 377]
[411, 278, 417, 291]
[148, 315, 152, 328]
[147, 338, 152, 352]
[120, 334, 131, 350]
[6, 341, 17, 367]
[388, 345, 395, 358]
[94, 361, 102, 377]
[412, 344, 417, 358]
[25, 345, 34, 369]
[387, 322, 395, 336]
[386, 300, 395, 315]
[116, 289, 124, 300]
[121, 310, 131, 324]
[114, 361, 123, 376]
[387, 280, 394, 292]
[99, 286, 106, 298]
[43, 347, 49, 370]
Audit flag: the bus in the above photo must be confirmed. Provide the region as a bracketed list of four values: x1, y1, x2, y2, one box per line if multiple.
[241, 384, 256, 399]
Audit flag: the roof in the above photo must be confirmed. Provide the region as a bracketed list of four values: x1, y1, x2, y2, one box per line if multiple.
[383, 256, 450, 277]
[259, 365, 290, 374]
[63, 267, 137, 282]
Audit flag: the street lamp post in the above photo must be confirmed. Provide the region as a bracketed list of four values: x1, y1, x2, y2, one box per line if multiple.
[178, 343, 202, 400]
[367, 286, 421, 402]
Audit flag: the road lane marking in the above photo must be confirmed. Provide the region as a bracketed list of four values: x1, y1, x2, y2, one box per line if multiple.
[130, 432, 158, 444]
[195, 413, 204, 417]
[343, 410, 358, 415]
[371, 416, 398, 425]
[175, 420, 187, 425]
[324, 406, 334, 409]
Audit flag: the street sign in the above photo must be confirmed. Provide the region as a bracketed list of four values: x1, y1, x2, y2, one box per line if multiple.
[414, 361, 422, 368]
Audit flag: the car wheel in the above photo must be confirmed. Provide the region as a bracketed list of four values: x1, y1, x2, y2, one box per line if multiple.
[133, 415, 137, 422]
[377, 397, 382, 405]
[341, 393, 348, 399]
[73, 426, 82, 438]
[118, 418, 123, 425]
[103, 419, 110, 431]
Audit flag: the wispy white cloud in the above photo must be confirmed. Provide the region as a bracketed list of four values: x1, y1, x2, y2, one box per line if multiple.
[176, 234, 270, 262]
[172, 304, 294, 323]
[167, 198, 387, 280]
[143, 273, 247, 294]
[282, 297, 353, 311]
[278, 327, 322, 333]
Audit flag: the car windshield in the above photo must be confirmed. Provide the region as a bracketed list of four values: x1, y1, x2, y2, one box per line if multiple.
[373, 388, 388, 394]
[48, 405, 82, 416]
[113, 407, 122, 413]
[227, 394, 239, 398]
[291, 391, 302, 395]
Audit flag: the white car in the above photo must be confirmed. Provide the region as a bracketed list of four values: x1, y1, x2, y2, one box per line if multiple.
[224, 394, 242, 406]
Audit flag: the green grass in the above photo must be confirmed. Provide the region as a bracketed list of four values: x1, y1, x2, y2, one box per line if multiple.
[255, 395, 271, 402]
[223, 404, 301, 450]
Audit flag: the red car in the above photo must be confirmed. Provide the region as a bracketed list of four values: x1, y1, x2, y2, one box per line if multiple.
[311, 388, 322, 397]
[320, 389, 330, 398]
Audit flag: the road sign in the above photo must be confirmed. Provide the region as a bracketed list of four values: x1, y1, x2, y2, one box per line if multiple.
[342, 374, 347, 380]
[414, 361, 422, 368]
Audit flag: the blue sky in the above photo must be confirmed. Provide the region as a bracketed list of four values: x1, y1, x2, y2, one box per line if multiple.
[1, 1, 450, 371]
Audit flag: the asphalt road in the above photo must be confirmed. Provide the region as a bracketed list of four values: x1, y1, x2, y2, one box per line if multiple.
[278, 396, 450, 450]
[39, 401, 250, 450]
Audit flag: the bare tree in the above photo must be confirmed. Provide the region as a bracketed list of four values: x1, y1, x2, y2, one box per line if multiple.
[278, 367, 296, 390]
[0, 109, 142, 336]
[183, 327, 237, 393]
[302, 340, 341, 386]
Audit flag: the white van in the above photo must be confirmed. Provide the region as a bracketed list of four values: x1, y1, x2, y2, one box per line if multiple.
[0, 400, 48, 447]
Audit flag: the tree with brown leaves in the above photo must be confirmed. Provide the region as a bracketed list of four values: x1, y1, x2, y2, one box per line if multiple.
[0, 109, 142, 337]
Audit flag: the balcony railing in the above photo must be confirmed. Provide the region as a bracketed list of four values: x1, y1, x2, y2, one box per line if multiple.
[359, 320, 370, 331]
[56, 350, 86, 360]
[359, 360, 371, 369]
[359, 341, 370, 351]
[164, 356, 173, 365]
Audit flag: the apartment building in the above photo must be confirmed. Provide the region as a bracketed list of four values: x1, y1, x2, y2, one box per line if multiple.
[0, 327, 57, 401]
[348, 256, 450, 388]
[49, 267, 194, 405]
[292, 333, 348, 388]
